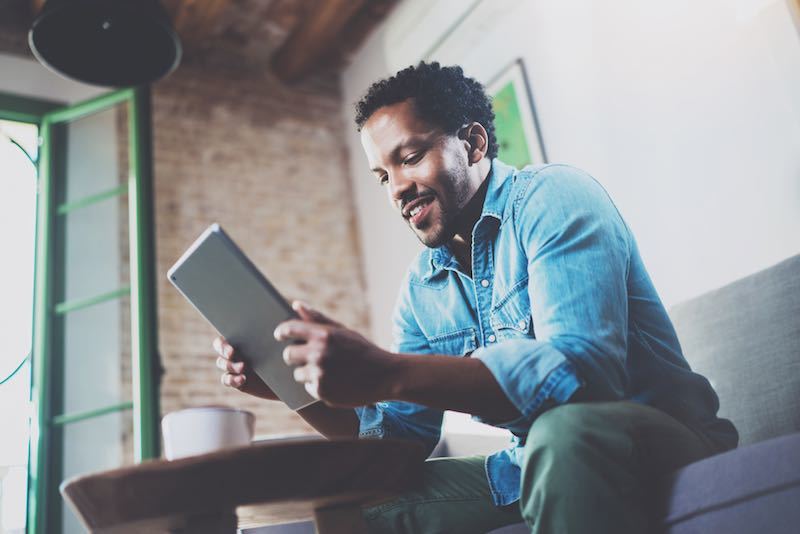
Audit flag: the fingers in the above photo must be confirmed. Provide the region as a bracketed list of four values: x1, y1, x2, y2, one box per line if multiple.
[274, 320, 326, 342]
[221, 372, 246, 388]
[304, 381, 320, 400]
[292, 365, 321, 400]
[214, 337, 245, 390]
[212, 336, 234, 360]
[282, 343, 322, 366]
[292, 364, 320, 384]
[292, 301, 342, 327]
[216, 356, 244, 374]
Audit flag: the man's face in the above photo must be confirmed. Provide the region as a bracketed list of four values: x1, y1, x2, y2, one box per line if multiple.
[360, 99, 477, 248]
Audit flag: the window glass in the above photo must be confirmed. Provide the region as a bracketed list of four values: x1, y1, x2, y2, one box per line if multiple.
[0, 118, 38, 534]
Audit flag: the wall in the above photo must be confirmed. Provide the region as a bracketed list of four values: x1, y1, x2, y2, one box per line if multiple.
[153, 61, 370, 437]
[342, 0, 800, 354]
[341, 0, 800, 433]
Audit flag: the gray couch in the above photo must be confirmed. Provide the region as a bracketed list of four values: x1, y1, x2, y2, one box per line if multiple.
[246, 255, 800, 533]
[653, 254, 800, 533]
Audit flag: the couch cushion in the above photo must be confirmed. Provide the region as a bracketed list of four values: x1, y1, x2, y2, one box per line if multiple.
[669, 255, 800, 446]
[656, 432, 800, 533]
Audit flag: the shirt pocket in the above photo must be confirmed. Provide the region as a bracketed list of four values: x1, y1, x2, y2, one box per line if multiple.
[490, 278, 534, 341]
[426, 327, 478, 356]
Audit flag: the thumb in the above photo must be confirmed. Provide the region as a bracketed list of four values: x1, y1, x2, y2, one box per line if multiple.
[292, 300, 341, 327]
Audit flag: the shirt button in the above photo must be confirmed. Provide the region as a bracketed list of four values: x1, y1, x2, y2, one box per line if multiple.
[518, 320, 527, 329]
[480, 279, 490, 287]
[487, 334, 497, 343]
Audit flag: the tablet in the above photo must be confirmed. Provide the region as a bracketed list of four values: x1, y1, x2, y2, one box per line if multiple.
[167, 223, 318, 410]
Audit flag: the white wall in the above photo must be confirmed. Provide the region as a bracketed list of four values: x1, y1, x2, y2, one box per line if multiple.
[342, 0, 800, 436]
[342, 0, 800, 347]
[0, 52, 105, 103]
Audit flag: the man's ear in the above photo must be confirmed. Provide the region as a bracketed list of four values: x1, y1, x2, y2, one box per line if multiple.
[459, 122, 489, 164]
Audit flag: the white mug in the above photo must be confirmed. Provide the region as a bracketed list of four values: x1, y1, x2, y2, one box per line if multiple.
[161, 406, 255, 460]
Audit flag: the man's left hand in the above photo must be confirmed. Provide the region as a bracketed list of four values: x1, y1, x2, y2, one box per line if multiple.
[275, 301, 397, 407]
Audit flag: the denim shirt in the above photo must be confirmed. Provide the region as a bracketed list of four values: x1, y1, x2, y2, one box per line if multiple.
[356, 160, 738, 506]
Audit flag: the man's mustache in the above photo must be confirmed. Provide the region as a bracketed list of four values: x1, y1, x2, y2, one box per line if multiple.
[400, 191, 436, 213]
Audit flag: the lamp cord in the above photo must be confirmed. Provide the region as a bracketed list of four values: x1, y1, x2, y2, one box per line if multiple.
[7, 136, 36, 167]
[0, 353, 30, 386]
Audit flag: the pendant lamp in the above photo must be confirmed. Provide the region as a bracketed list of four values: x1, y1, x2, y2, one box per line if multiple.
[29, 0, 182, 87]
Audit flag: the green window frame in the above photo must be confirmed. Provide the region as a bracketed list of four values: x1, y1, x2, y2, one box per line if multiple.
[0, 88, 162, 534]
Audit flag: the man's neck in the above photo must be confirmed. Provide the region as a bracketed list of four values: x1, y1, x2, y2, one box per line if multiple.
[448, 160, 493, 273]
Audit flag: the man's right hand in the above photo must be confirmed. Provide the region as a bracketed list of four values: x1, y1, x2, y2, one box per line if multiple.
[212, 336, 280, 401]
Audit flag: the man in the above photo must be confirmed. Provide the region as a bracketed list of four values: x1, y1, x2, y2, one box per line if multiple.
[212, 62, 737, 533]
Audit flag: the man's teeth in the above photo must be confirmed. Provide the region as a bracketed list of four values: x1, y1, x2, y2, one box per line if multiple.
[409, 200, 429, 217]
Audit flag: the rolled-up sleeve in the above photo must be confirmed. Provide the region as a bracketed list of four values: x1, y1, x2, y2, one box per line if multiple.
[473, 165, 631, 435]
[355, 276, 444, 457]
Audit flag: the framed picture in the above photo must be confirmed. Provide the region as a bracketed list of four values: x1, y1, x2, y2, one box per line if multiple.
[486, 59, 548, 168]
[791, 0, 800, 36]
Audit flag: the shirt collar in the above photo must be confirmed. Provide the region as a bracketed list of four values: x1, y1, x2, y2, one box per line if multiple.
[426, 159, 516, 277]
[481, 158, 515, 221]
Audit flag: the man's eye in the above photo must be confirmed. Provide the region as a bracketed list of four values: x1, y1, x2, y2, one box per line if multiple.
[379, 175, 388, 185]
[403, 152, 423, 165]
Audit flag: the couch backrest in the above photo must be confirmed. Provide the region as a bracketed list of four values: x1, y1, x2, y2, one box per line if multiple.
[669, 254, 800, 447]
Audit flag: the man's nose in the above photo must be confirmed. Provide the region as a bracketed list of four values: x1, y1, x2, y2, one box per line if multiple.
[389, 172, 416, 205]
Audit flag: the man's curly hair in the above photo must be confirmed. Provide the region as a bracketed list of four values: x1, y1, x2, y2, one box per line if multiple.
[355, 62, 498, 160]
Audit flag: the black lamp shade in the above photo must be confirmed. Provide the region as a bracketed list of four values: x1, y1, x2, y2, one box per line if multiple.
[29, 0, 182, 87]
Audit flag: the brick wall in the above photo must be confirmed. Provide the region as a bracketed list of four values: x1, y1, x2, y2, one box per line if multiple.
[151, 64, 370, 441]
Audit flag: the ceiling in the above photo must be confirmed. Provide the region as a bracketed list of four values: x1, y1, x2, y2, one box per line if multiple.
[158, 0, 399, 80]
[3, 0, 397, 81]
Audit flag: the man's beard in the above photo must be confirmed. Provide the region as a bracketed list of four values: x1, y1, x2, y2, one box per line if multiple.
[413, 200, 457, 248]
[411, 169, 471, 249]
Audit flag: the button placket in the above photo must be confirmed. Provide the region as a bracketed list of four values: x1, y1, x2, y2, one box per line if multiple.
[471, 237, 496, 347]
[471, 217, 501, 347]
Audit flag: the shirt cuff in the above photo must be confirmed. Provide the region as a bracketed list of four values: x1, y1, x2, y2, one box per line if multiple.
[472, 339, 584, 435]
[355, 404, 388, 439]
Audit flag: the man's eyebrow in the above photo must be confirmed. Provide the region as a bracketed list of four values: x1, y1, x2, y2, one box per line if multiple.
[369, 138, 422, 173]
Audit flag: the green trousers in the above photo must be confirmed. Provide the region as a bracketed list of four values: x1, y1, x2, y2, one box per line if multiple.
[362, 401, 717, 534]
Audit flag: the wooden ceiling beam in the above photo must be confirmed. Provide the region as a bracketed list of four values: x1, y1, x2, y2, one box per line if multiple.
[271, 0, 368, 82]
[169, 0, 231, 45]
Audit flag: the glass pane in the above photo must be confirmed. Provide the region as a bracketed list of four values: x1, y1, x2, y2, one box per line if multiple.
[58, 190, 130, 305]
[0, 362, 31, 534]
[0, 119, 37, 534]
[60, 295, 131, 415]
[60, 410, 133, 534]
[0, 119, 37, 380]
[54, 103, 128, 206]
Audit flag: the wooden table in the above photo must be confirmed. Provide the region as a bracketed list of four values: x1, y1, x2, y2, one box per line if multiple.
[60, 438, 425, 533]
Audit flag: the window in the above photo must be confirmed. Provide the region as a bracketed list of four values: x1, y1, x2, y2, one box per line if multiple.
[0, 89, 161, 534]
[0, 117, 38, 534]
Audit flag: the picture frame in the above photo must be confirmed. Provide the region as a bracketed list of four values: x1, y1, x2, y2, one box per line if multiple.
[485, 59, 548, 168]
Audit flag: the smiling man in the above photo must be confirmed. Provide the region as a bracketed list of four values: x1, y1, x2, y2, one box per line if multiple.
[213, 62, 737, 533]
